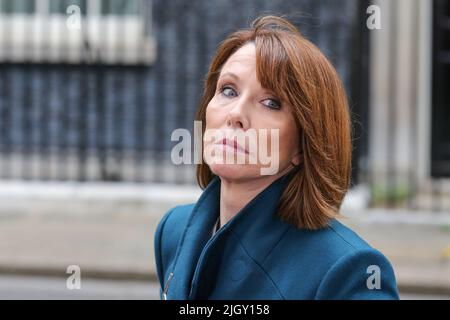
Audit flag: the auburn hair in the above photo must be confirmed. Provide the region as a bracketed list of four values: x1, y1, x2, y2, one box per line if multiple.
[195, 15, 353, 230]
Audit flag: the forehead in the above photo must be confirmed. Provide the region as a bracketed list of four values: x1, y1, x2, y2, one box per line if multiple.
[221, 43, 256, 74]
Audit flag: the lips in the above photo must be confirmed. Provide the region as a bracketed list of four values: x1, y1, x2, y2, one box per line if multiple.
[221, 138, 249, 154]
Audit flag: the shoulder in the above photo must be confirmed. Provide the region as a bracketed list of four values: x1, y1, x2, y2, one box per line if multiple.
[276, 218, 378, 264]
[319, 220, 399, 299]
[154, 204, 195, 287]
[154, 204, 195, 254]
[314, 246, 399, 299]
[264, 219, 399, 299]
[155, 204, 195, 242]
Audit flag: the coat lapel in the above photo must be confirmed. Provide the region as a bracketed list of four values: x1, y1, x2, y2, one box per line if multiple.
[168, 177, 221, 299]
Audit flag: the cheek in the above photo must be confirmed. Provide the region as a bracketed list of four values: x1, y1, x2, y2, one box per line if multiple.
[275, 117, 299, 160]
[250, 112, 297, 155]
[205, 101, 226, 129]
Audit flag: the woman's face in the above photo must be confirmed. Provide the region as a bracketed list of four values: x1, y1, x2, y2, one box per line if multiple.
[204, 42, 300, 182]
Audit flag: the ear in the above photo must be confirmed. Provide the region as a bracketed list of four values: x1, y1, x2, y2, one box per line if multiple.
[291, 129, 305, 167]
[291, 150, 303, 166]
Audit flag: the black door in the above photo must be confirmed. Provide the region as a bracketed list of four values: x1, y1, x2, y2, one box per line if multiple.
[432, 0, 450, 177]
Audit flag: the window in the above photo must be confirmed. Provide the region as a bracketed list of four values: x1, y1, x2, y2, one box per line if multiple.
[101, 0, 140, 16]
[0, 0, 156, 65]
[0, 0, 35, 13]
[0, 0, 141, 16]
[49, 0, 87, 15]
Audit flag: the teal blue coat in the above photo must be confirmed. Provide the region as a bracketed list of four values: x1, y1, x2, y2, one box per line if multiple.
[154, 173, 400, 300]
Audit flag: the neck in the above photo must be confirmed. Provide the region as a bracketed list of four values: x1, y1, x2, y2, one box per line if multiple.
[219, 166, 294, 227]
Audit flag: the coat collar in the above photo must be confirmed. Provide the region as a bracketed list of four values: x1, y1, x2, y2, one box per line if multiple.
[168, 170, 297, 299]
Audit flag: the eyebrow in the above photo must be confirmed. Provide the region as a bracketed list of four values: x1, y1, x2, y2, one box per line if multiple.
[218, 72, 240, 81]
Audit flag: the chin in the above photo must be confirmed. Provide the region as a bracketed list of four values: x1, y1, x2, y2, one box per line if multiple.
[209, 163, 260, 182]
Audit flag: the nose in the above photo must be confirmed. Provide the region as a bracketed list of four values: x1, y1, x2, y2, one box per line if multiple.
[226, 96, 250, 130]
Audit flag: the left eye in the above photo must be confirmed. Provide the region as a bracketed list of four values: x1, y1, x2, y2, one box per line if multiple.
[262, 99, 281, 110]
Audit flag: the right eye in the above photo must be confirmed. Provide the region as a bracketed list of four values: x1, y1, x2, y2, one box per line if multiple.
[220, 86, 237, 98]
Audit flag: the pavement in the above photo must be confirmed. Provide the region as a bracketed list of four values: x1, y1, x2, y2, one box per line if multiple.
[0, 181, 449, 299]
[0, 275, 161, 300]
[0, 275, 448, 300]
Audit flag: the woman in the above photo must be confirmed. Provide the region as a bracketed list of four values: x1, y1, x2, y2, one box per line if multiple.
[154, 15, 399, 300]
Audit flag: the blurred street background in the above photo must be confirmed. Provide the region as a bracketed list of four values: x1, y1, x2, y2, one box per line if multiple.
[0, 0, 450, 299]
